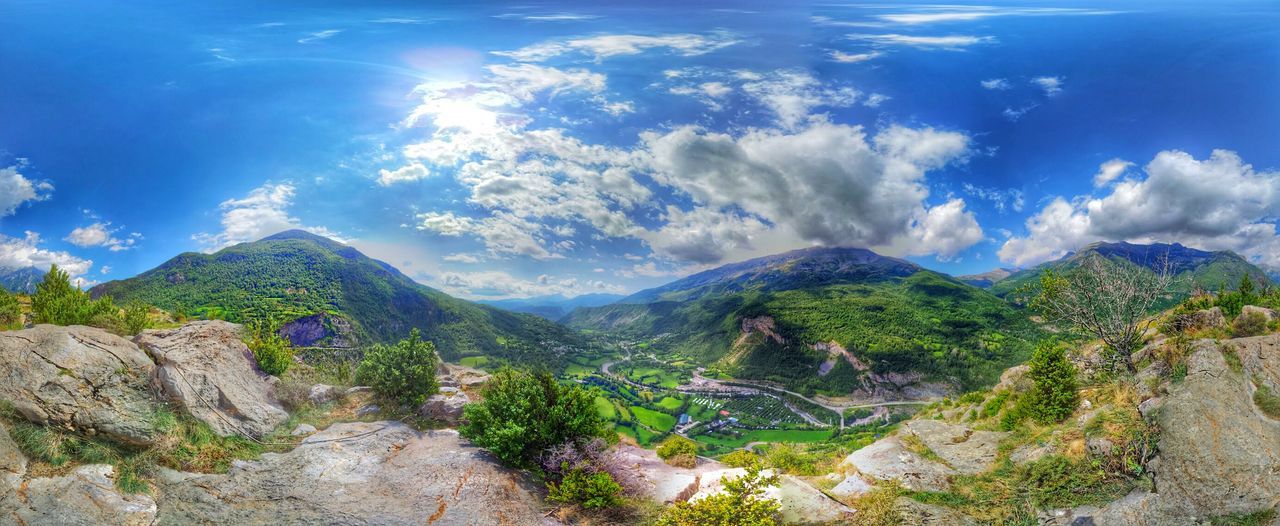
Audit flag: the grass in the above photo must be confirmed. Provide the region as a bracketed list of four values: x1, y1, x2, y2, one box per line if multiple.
[459, 356, 490, 368]
[594, 396, 618, 420]
[1252, 377, 1280, 419]
[563, 362, 596, 377]
[630, 406, 676, 432]
[655, 396, 684, 411]
[1209, 509, 1279, 526]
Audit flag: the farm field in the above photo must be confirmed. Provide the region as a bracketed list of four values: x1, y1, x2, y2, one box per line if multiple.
[630, 406, 676, 432]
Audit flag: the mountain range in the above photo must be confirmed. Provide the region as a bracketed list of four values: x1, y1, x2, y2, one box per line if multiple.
[89, 230, 577, 365]
[0, 266, 45, 294]
[477, 293, 624, 321]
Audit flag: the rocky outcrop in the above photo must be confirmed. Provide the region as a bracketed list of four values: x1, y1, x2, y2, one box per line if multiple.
[439, 363, 491, 389]
[278, 313, 356, 348]
[155, 422, 556, 525]
[417, 387, 469, 425]
[0, 422, 26, 491]
[841, 436, 954, 492]
[308, 383, 339, 405]
[690, 468, 855, 524]
[896, 497, 978, 526]
[1187, 307, 1226, 331]
[0, 325, 164, 445]
[2, 464, 158, 526]
[613, 444, 721, 503]
[900, 420, 1007, 474]
[136, 320, 288, 439]
[1242, 305, 1276, 322]
[994, 364, 1030, 393]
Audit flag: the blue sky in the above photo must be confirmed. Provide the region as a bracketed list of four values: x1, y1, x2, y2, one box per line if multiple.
[1, 0, 1278, 298]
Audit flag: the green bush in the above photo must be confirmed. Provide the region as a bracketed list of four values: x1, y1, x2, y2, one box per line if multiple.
[1027, 340, 1078, 424]
[656, 435, 698, 464]
[719, 449, 760, 468]
[31, 265, 118, 328]
[656, 462, 781, 526]
[1233, 311, 1268, 338]
[546, 463, 624, 509]
[0, 288, 20, 329]
[123, 302, 151, 335]
[459, 369, 609, 470]
[247, 325, 294, 376]
[355, 328, 438, 407]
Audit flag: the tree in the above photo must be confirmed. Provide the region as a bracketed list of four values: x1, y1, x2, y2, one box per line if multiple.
[246, 322, 295, 377]
[31, 264, 117, 327]
[122, 302, 151, 335]
[0, 287, 20, 329]
[355, 328, 437, 406]
[656, 435, 699, 467]
[460, 369, 610, 470]
[1030, 255, 1173, 372]
[1027, 340, 1078, 424]
[655, 461, 781, 526]
[1240, 274, 1258, 304]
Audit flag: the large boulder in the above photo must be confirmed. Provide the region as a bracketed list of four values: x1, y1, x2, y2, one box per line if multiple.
[0, 325, 164, 445]
[613, 444, 719, 504]
[155, 422, 557, 525]
[896, 497, 979, 526]
[1, 464, 158, 526]
[994, 365, 1031, 393]
[1187, 307, 1226, 331]
[1242, 305, 1277, 322]
[899, 420, 1007, 474]
[841, 436, 954, 492]
[136, 321, 288, 439]
[689, 468, 855, 524]
[417, 387, 469, 426]
[0, 421, 26, 491]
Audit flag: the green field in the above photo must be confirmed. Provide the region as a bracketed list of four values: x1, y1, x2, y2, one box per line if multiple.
[631, 406, 677, 432]
[617, 423, 660, 445]
[656, 396, 685, 411]
[564, 362, 596, 377]
[594, 396, 617, 420]
[459, 356, 490, 368]
[693, 429, 831, 450]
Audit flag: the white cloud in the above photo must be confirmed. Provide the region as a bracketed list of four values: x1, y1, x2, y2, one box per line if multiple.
[297, 29, 342, 44]
[641, 206, 768, 264]
[100, 266, 111, 275]
[1000, 149, 1280, 267]
[485, 63, 606, 100]
[493, 32, 739, 62]
[908, 198, 984, 260]
[741, 71, 861, 129]
[848, 34, 995, 49]
[876, 7, 1119, 25]
[415, 211, 475, 236]
[377, 162, 431, 186]
[980, 78, 1011, 90]
[442, 253, 482, 263]
[494, 13, 600, 21]
[435, 269, 623, 299]
[962, 184, 1024, 213]
[416, 211, 559, 260]
[65, 222, 139, 251]
[1002, 104, 1037, 121]
[829, 50, 883, 63]
[193, 183, 344, 251]
[0, 165, 53, 217]
[0, 231, 92, 279]
[1032, 76, 1064, 96]
[1092, 158, 1133, 187]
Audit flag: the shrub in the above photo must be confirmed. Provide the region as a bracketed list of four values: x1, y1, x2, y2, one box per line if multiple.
[655, 461, 781, 526]
[246, 324, 294, 376]
[1027, 340, 1078, 424]
[1253, 377, 1280, 419]
[1233, 311, 1268, 338]
[355, 328, 438, 407]
[656, 435, 698, 465]
[546, 463, 624, 509]
[123, 302, 151, 335]
[31, 265, 118, 328]
[460, 369, 610, 470]
[542, 437, 642, 495]
[0, 288, 20, 329]
[720, 449, 760, 468]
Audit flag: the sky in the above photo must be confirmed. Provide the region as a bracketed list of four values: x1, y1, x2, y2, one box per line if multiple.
[1, 0, 1279, 298]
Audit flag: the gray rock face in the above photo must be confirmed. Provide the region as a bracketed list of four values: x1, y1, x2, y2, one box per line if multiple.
[290, 423, 317, 436]
[417, 387, 469, 426]
[690, 468, 855, 525]
[0, 422, 26, 491]
[136, 320, 288, 439]
[0, 324, 163, 445]
[613, 444, 717, 504]
[308, 383, 339, 405]
[842, 436, 954, 492]
[900, 420, 1007, 474]
[155, 422, 556, 526]
[1242, 305, 1277, 322]
[2, 464, 158, 526]
[1188, 307, 1226, 330]
[896, 497, 978, 526]
[994, 364, 1031, 393]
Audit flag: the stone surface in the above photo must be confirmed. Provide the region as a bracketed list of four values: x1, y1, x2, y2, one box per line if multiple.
[900, 420, 1007, 474]
[690, 468, 855, 525]
[0, 422, 26, 491]
[896, 497, 978, 526]
[1188, 307, 1227, 330]
[1009, 442, 1053, 465]
[154, 422, 557, 525]
[290, 423, 317, 436]
[842, 436, 954, 492]
[308, 383, 339, 405]
[136, 320, 288, 439]
[417, 388, 470, 426]
[1243, 305, 1277, 322]
[994, 364, 1031, 393]
[829, 473, 873, 499]
[1, 464, 158, 526]
[0, 324, 163, 445]
[356, 404, 380, 417]
[614, 444, 719, 504]
[441, 363, 492, 389]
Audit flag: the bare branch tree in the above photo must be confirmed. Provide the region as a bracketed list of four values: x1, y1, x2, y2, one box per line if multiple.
[1031, 254, 1175, 373]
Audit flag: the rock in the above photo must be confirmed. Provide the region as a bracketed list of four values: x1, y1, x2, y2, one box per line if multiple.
[308, 383, 339, 405]
[441, 363, 492, 389]
[900, 420, 1007, 474]
[1243, 305, 1277, 321]
[0, 421, 26, 491]
[154, 422, 556, 525]
[994, 364, 1031, 393]
[1043, 491, 1185, 526]
[1009, 442, 1053, 465]
[418, 389, 470, 426]
[1138, 397, 1163, 419]
[1188, 307, 1227, 330]
[0, 324, 164, 445]
[136, 321, 288, 439]
[1, 464, 157, 525]
[842, 436, 954, 492]
[1087, 437, 1115, 457]
[614, 444, 719, 504]
[345, 386, 372, 395]
[290, 423, 317, 436]
[690, 468, 854, 524]
[896, 497, 978, 526]
[356, 404, 380, 417]
[829, 473, 873, 499]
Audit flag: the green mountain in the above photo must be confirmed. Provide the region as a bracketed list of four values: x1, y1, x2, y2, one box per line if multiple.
[477, 293, 625, 321]
[565, 247, 1040, 397]
[90, 230, 578, 365]
[988, 241, 1270, 304]
[0, 266, 44, 294]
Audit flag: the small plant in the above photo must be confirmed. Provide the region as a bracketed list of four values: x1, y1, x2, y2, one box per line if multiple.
[546, 462, 624, 509]
[122, 302, 152, 335]
[720, 449, 760, 468]
[0, 287, 20, 329]
[1233, 311, 1268, 338]
[656, 435, 698, 467]
[1253, 377, 1280, 419]
[246, 324, 294, 376]
[655, 461, 781, 526]
[355, 328, 438, 407]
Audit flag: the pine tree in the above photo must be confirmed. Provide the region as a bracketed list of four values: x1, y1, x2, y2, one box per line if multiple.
[1028, 340, 1078, 424]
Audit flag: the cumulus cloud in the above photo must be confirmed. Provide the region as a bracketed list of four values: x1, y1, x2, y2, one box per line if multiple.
[193, 183, 344, 251]
[65, 222, 140, 251]
[962, 184, 1024, 213]
[1000, 149, 1280, 267]
[641, 206, 768, 264]
[377, 162, 431, 186]
[0, 165, 53, 218]
[0, 231, 92, 279]
[741, 71, 861, 129]
[1032, 76, 1064, 96]
[435, 269, 623, 299]
[1092, 158, 1133, 187]
[493, 32, 739, 62]
[416, 211, 559, 260]
[908, 198, 984, 259]
[980, 78, 1011, 90]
